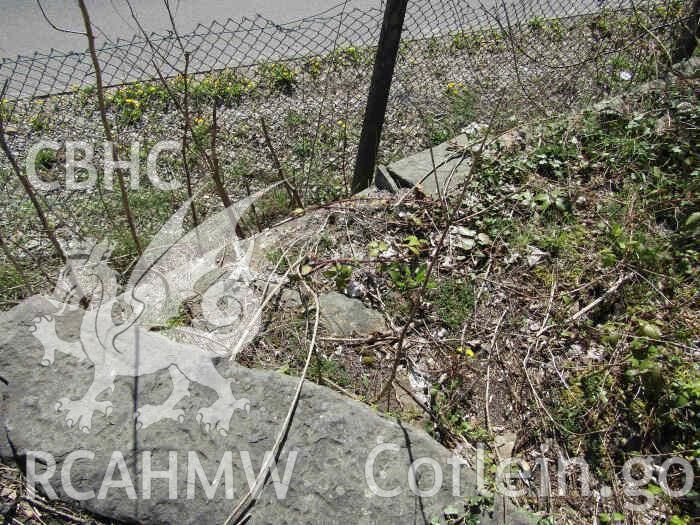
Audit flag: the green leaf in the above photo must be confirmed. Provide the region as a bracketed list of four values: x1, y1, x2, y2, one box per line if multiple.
[675, 394, 690, 408]
[443, 505, 460, 517]
[534, 193, 552, 210]
[402, 235, 427, 256]
[685, 212, 700, 229]
[368, 240, 389, 257]
[647, 483, 664, 495]
[601, 250, 617, 267]
[639, 322, 662, 339]
[453, 227, 476, 237]
[476, 233, 492, 245]
[555, 196, 571, 212]
[461, 238, 476, 251]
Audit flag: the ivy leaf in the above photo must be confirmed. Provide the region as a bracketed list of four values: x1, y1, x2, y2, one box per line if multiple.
[685, 211, 700, 229]
[555, 195, 571, 212]
[452, 226, 476, 237]
[461, 238, 476, 251]
[476, 233, 492, 245]
[639, 322, 662, 339]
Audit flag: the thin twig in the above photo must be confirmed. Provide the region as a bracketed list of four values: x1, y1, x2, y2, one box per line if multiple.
[260, 118, 304, 209]
[0, 81, 65, 262]
[320, 376, 360, 400]
[224, 266, 321, 525]
[21, 497, 87, 524]
[36, 0, 86, 35]
[181, 51, 198, 227]
[301, 0, 350, 199]
[375, 94, 504, 404]
[163, 0, 185, 53]
[521, 277, 591, 436]
[124, 0, 227, 209]
[209, 104, 236, 213]
[485, 310, 507, 450]
[566, 273, 632, 324]
[77, 0, 142, 254]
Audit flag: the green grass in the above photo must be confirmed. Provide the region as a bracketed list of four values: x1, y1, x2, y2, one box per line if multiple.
[432, 278, 475, 330]
[34, 148, 57, 171]
[0, 264, 28, 300]
[426, 84, 477, 145]
[258, 62, 298, 91]
[506, 77, 700, 516]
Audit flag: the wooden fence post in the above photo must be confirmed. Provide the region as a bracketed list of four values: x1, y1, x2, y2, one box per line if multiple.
[351, 0, 409, 194]
[673, 0, 700, 62]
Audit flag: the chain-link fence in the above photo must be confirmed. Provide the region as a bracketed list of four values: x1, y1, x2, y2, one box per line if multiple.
[0, 3, 384, 99]
[0, 1, 689, 100]
[0, 0, 694, 297]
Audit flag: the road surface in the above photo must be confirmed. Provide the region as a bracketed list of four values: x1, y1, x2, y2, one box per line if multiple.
[0, 0, 618, 59]
[0, 0, 616, 98]
[0, 0, 381, 58]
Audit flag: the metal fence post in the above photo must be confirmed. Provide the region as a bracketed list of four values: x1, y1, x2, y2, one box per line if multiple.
[351, 0, 409, 194]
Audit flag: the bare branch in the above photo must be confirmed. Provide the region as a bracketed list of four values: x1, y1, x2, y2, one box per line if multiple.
[0, 81, 65, 262]
[124, 0, 241, 219]
[224, 255, 321, 525]
[0, 230, 33, 296]
[77, 0, 142, 255]
[181, 52, 198, 227]
[375, 93, 505, 404]
[163, 0, 186, 54]
[260, 118, 304, 209]
[36, 0, 86, 35]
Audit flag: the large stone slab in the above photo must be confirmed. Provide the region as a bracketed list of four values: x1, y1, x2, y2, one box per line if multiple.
[0, 297, 533, 525]
[319, 292, 388, 337]
[385, 135, 473, 198]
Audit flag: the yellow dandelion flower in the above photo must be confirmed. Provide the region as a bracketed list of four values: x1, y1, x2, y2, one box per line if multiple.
[456, 346, 475, 358]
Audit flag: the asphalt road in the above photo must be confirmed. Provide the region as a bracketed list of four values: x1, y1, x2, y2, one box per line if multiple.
[0, 0, 618, 59]
[0, 0, 381, 58]
[0, 0, 615, 97]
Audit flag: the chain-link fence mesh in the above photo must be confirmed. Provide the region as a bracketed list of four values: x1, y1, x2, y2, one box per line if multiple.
[0, 2, 690, 99]
[1, 4, 384, 99]
[0, 0, 694, 298]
